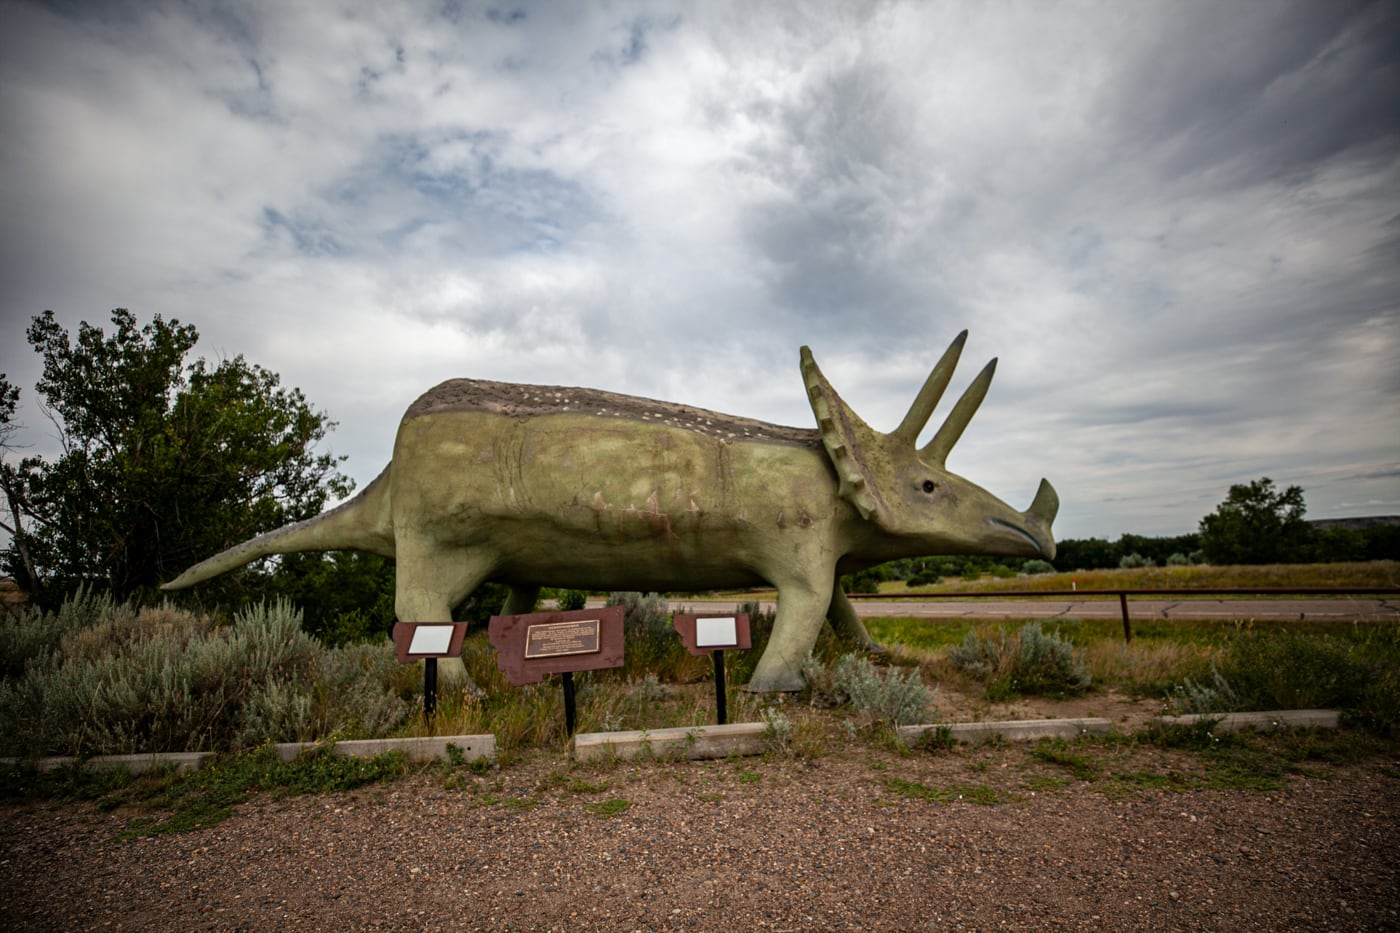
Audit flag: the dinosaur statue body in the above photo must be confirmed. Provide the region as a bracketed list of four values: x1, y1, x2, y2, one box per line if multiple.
[164, 332, 1057, 691]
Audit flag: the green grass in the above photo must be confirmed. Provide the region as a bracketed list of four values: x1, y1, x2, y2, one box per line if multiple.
[4, 567, 1397, 819]
[1030, 739, 1101, 781]
[869, 615, 1396, 652]
[869, 613, 1400, 711]
[1081, 729, 1369, 795]
[4, 724, 1393, 833]
[1, 742, 417, 838]
[882, 776, 1005, 805]
[893, 561, 1398, 594]
[586, 798, 632, 818]
[1023, 774, 1070, 792]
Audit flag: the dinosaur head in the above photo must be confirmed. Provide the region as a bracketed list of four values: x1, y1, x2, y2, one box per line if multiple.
[802, 331, 1057, 560]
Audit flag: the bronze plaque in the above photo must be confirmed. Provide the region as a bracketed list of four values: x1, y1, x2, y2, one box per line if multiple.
[524, 618, 601, 659]
[489, 606, 626, 686]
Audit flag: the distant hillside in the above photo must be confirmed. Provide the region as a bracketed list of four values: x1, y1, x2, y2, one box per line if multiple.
[1309, 515, 1400, 531]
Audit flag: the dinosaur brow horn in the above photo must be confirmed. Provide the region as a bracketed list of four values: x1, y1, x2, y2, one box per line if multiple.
[923, 358, 996, 464]
[892, 330, 968, 447]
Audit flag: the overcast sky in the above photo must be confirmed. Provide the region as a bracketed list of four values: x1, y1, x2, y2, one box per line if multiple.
[1, 0, 1396, 541]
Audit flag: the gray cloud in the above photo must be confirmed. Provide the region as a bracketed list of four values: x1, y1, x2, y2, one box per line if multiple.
[1, 0, 1396, 540]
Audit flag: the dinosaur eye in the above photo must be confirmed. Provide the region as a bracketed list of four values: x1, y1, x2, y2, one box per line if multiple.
[922, 480, 936, 493]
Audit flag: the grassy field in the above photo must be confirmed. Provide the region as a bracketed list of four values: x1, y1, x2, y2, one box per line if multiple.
[3, 566, 1398, 836]
[886, 560, 1399, 593]
[1, 563, 1395, 765]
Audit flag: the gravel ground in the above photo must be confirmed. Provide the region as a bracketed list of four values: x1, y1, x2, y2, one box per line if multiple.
[3, 740, 1398, 932]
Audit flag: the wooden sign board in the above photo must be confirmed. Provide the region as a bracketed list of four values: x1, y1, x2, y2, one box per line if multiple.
[672, 612, 752, 657]
[488, 606, 625, 686]
[391, 622, 469, 664]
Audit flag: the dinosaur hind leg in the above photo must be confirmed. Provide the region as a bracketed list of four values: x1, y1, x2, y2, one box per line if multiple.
[395, 543, 496, 688]
[500, 585, 540, 616]
[827, 582, 885, 654]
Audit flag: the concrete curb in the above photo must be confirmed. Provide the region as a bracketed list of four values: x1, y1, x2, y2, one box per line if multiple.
[897, 717, 1113, 745]
[274, 735, 495, 764]
[2, 711, 1343, 774]
[574, 722, 769, 762]
[1151, 709, 1340, 733]
[4, 734, 496, 775]
[2, 751, 216, 775]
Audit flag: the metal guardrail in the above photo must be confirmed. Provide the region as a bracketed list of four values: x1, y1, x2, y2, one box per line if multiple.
[845, 587, 1400, 644]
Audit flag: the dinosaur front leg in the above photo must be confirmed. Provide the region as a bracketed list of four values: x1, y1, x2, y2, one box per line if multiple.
[744, 571, 834, 692]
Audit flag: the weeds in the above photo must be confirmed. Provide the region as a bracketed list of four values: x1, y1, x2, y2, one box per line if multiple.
[803, 653, 934, 726]
[1165, 665, 1238, 715]
[1082, 639, 1217, 698]
[1158, 623, 1400, 734]
[2, 743, 414, 837]
[883, 777, 1004, 805]
[556, 590, 589, 611]
[606, 592, 701, 682]
[759, 706, 791, 753]
[1223, 631, 1367, 710]
[1030, 739, 1101, 781]
[585, 798, 631, 818]
[947, 622, 1091, 699]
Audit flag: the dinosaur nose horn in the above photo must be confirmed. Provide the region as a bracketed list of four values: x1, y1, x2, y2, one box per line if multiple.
[1026, 478, 1059, 526]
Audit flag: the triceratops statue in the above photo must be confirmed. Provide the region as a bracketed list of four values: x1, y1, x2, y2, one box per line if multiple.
[164, 331, 1056, 691]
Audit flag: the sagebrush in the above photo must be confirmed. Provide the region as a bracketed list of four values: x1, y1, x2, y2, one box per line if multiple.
[603, 591, 710, 683]
[947, 622, 1092, 699]
[803, 652, 934, 726]
[0, 595, 415, 757]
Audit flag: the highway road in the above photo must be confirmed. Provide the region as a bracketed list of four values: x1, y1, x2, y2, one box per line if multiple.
[667, 595, 1400, 622]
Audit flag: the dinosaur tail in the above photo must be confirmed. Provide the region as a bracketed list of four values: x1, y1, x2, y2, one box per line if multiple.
[160, 465, 396, 590]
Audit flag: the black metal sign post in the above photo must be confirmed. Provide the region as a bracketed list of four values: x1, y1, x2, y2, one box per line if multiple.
[673, 613, 751, 726]
[487, 607, 626, 740]
[562, 671, 578, 735]
[712, 652, 728, 725]
[390, 623, 469, 725]
[423, 658, 438, 722]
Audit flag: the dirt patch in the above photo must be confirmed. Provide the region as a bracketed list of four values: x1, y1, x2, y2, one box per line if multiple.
[929, 681, 1162, 733]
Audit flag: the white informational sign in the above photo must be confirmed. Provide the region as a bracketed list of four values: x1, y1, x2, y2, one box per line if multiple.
[407, 624, 456, 655]
[695, 616, 739, 648]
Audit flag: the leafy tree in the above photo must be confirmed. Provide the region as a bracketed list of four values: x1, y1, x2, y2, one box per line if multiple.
[270, 551, 396, 645]
[1198, 477, 1310, 565]
[1052, 537, 1117, 572]
[840, 568, 885, 594]
[1309, 526, 1368, 563]
[2, 309, 352, 602]
[1362, 524, 1400, 561]
[0, 373, 42, 592]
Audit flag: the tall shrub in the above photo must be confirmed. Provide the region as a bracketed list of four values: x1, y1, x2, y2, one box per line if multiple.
[0, 596, 413, 757]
